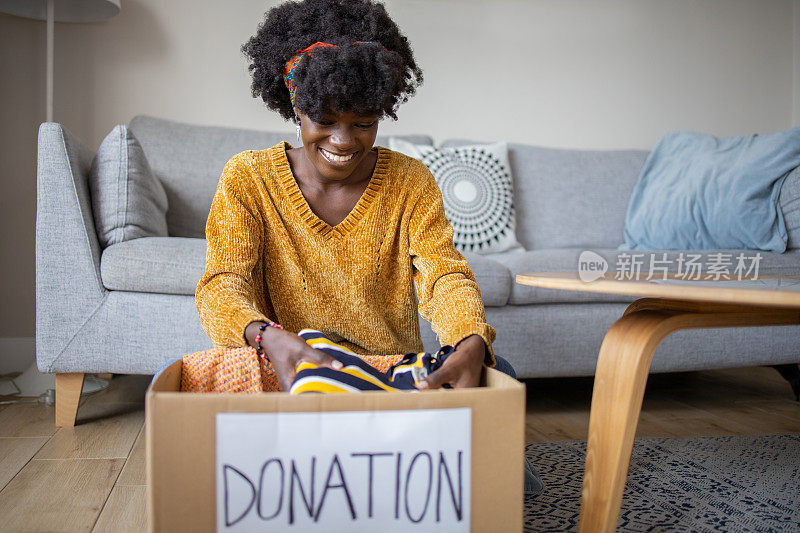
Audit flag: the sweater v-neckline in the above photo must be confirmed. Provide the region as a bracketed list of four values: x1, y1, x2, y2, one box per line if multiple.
[271, 142, 389, 239]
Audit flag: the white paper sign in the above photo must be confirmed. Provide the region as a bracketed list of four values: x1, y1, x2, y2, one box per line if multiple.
[216, 408, 471, 532]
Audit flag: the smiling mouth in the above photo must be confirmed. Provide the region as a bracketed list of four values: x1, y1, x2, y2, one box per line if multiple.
[319, 147, 357, 165]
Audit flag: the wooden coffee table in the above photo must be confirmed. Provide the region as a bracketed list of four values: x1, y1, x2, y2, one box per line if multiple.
[516, 272, 800, 533]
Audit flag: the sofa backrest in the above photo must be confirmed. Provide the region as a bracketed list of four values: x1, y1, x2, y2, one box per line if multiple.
[129, 115, 434, 238]
[440, 139, 649, 250]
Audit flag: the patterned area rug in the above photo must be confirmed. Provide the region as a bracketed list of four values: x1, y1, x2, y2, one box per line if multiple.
[524, 434, 800, 532]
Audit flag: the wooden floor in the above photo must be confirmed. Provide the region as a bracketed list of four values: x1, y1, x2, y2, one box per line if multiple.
[0, 366, 798, 532]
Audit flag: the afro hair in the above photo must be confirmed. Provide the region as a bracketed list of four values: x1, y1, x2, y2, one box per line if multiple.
[241, 0, 423, 122]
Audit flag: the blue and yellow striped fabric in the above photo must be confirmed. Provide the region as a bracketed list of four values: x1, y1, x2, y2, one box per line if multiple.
[290, 330, 454, 394]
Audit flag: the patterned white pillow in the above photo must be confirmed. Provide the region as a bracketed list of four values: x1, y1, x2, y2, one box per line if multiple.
[389, 138, 522, 254]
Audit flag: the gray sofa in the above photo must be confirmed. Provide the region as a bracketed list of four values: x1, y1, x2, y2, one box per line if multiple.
[36, 116, 800, 395]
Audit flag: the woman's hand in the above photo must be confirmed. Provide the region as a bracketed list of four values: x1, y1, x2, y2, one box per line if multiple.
[245, 322, 342, 391]
[417, 334, 486, 390]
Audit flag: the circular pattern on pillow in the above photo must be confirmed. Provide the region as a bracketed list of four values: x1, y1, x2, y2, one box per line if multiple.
[389, 138, 522, 254]
[420, 148, 515, 252]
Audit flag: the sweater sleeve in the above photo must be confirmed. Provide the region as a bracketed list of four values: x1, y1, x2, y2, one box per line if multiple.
[408, 167, 497, 367]
[195, 152, 270, 348]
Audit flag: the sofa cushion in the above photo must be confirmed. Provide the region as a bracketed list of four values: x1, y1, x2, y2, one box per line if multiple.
[781, 166, 800, 249]
[389, 138, 523, 254]
[101, 237, 206, 295]
[100, 237, 512, 307]
[493, 247, 800, 305]
[89, 125, 169, 247]
[622, 129, 800, 253]
[129, 115, 434, 239]
[441, 139, 649, 250]
[461, 252, 512, 307]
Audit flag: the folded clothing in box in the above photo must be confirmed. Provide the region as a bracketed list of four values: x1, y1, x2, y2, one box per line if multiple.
[179, 330, 455, 393]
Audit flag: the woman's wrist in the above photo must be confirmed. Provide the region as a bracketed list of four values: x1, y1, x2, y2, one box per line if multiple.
[455, 334, 489, 366]
[245, 320, 283, 357]
[455, 334, 485, 352]
[245, 321, 264, 347]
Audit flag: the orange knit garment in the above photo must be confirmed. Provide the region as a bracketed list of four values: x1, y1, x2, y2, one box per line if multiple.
[180, 345, 405, 393]
[195, 142, 496, 366]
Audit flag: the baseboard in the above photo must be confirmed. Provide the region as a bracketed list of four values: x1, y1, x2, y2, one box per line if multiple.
[0, 337, 35, 374]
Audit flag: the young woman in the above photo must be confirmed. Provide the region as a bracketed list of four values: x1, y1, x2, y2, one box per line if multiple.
[197, 0, 509, 390]
[195, 0, 543, 496]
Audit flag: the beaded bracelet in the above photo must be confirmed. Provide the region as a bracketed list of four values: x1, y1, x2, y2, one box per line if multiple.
[255, 320, 282, 359]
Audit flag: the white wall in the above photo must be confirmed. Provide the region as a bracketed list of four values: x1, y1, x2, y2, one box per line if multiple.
[392, 0, 795, 149]
[0, 12, 45, 371]
[0, 0, 797, 368]
[46, 0, 798, 151]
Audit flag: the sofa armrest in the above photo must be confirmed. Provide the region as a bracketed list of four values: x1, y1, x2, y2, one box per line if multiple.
[36, 123, 107, 372]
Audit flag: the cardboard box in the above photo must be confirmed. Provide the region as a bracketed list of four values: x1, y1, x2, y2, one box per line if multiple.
[146, 360, 525, 532]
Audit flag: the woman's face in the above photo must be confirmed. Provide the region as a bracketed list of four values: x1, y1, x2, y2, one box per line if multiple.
[295, 108, 380, 182]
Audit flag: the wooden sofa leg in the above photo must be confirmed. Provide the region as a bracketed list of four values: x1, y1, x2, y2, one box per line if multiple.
[55, 373, 84, 427]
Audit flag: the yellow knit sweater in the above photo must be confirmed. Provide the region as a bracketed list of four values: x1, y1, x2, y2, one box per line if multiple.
[195, 142, 496, 366]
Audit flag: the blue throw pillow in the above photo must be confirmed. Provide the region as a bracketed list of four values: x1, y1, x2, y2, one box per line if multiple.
[622, 128, 800, 252]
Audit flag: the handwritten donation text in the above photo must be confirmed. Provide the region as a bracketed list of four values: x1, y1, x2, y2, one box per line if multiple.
[216, 409, 472, 532]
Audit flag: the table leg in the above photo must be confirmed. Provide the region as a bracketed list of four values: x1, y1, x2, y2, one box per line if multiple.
[578, 300, 800, 533]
